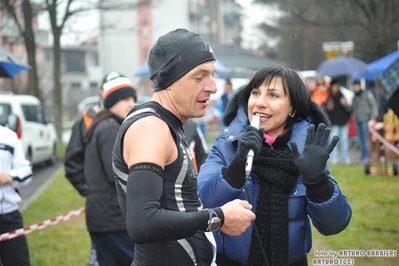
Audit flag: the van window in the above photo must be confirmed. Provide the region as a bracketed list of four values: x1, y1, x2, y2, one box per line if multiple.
[21, 105, 46, 124]
[0, 104, 12, 126]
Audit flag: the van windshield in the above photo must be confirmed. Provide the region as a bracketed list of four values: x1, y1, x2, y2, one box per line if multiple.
[21, 105, 46, 124]
[0, 103, 11, 126]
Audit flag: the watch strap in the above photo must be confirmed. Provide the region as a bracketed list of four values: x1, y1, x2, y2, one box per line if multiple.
[204, 208, 221, 232]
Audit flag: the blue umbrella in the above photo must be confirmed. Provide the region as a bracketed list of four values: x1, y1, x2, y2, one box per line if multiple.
[316, 56, 369, 77]
[364, 50, 399, 81]
[0, 45, 31, 78]
[135, 59, 227, 77]
[378, 57, 399, 95]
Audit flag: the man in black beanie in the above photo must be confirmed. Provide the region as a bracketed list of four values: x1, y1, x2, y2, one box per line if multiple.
[113, 28, 256, 265]
[148, 28, 216, 91]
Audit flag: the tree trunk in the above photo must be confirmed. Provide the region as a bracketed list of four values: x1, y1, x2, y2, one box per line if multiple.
[52, 30, 63, 142]
[22, 0, 41, 99]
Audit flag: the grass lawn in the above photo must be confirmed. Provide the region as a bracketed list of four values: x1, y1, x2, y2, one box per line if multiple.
[309, 164, 399, 266]
[23, 168, 91, 266]
[21, 158, 398, 265]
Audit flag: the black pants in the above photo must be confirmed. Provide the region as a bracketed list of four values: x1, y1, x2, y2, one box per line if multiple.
[90, 231, 135, 266]
[216, 253, 308, 266]
[0, 211, 31, 266]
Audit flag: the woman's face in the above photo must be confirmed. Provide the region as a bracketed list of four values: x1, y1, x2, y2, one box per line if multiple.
[247, 77, 293, 137]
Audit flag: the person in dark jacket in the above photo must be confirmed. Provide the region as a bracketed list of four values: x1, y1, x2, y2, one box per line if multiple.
[64, 76, 104, 266]
[367, 81, 389, 121]
[325, 78, 351, 164]
[64, 96, 103, 197]
[215, 79, 234, 131]
[183, 118, 209, 172]
[351, 80, 378, 163]
[84, 72, 137, 266]
[197, 66, 352, 266]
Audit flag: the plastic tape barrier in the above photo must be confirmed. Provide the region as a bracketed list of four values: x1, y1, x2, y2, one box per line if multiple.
[368, 122, 399, 155]
[0, 207, 86, 242]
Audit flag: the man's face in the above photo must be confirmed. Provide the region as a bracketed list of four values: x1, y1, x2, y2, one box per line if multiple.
[168, 61, 217, 120]
[352, 83, 361, 92]
[109, 96, 136, 119]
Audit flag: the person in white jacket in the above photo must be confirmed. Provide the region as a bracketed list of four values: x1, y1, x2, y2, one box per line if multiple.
[0, 124, 32, 266]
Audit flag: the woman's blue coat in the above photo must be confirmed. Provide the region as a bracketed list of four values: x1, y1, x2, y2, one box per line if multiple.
[197, 107, 352, 265]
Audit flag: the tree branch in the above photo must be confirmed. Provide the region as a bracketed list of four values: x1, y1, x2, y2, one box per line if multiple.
[2, 0, 24, 38]
[60, 0, 74, 32]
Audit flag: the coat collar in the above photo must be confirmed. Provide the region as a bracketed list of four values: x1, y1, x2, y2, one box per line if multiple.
[221, 106, 312, 154]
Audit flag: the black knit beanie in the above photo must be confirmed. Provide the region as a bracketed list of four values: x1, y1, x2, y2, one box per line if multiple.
[148, 28, 216, 91]
[102, 72, 137, 109]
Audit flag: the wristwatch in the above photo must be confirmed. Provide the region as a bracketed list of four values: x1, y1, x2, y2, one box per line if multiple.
[204, 208, 221, 232]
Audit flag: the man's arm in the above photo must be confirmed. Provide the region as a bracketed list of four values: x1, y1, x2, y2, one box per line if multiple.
[2, 130, 32, 188]
[123, 116, 255, 244]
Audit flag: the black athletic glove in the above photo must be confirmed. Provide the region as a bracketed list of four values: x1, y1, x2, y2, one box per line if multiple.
[223, 125, 264, 188]
[290, 123, 339, 202]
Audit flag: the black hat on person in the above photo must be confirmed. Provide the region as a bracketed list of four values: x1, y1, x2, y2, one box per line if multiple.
[102, 72, 137, 109]
[148, 28, 216, 91]
[330, 78, 340, 86]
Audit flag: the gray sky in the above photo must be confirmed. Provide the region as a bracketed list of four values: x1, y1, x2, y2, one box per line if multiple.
[237, 0, 280, 50]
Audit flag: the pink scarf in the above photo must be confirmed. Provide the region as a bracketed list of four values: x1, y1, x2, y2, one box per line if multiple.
[263, 129, 287, 146]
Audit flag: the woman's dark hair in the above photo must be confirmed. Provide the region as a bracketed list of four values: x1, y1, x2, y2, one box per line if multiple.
[234, 65, 313, 129]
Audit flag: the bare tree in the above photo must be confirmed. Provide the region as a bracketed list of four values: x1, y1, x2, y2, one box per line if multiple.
[46, 0, 78, 140]
[2, 0, 41, 99]
[46, 0, 145, 139]
[1, 0, 87, 138]
[253, 0, 399, 69]
[2, 0, 144, 140]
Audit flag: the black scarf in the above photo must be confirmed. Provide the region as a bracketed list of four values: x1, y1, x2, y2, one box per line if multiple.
[248, 140, 300, 266]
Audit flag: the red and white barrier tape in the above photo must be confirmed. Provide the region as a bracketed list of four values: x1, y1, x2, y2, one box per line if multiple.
[0, 207, 86, 242]
[368, 122, 399, 156]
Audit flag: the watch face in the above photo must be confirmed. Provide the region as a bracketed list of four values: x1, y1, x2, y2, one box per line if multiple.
[209, 217, 221, 231]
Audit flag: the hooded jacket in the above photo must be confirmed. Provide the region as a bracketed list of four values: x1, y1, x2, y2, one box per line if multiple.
[83, 111, 127, 232]
[351, 90, 378, 123]
[197, 92, 352, 265]
[0, 125, 32, 214]
[64, 106, 100, 196]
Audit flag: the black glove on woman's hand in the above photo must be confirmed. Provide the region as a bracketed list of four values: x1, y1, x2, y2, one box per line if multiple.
[290, 123, 339, 202]
[223, 125, 264, 188]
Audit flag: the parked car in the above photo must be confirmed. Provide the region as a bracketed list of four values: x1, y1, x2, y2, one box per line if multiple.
[0, 93, 58, 166]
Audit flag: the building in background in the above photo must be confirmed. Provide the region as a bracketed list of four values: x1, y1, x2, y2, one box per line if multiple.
[1, 0, 283, 119]
[39, 36, 102, 117]
[0, 5, 102, 118]
[99, 0, 242, 80]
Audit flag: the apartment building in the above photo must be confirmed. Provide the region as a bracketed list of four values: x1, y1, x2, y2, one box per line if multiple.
[1, 0, 282, 116]
[99, 0, 242, 79]
[0, 5, 102, 116]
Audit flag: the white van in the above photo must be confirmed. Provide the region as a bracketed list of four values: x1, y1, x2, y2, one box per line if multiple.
[0, 93, 58, 165]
